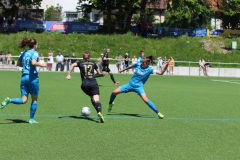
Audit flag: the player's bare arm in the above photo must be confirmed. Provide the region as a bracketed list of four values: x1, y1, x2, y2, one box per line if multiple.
[156, 61, 169, 75]
[32, 59, 46, 67]
[120, 65, 133, 73]
[103, 57, 112, 60]
[66, 62, 77, 80]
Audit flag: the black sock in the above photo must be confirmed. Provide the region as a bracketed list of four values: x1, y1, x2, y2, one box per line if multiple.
[110, 74, 116, 83]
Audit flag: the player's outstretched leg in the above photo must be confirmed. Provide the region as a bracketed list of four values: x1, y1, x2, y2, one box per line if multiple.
[146, 100, 164, 119]
[1, 97, 10, 109]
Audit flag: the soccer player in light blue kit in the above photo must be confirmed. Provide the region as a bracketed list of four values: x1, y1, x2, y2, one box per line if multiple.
[1, 38, 46, 124]
[108, 56, 169, 119]
[137, 50, 145, 63]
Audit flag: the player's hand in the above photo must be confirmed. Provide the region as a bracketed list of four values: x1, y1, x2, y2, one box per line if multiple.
[66, 75, 71, 80]
[42, 62, 47, 67]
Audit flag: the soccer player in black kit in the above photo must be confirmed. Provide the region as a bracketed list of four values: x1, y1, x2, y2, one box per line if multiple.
[102, 48, 120, 86]
[66, 50, 105, 123]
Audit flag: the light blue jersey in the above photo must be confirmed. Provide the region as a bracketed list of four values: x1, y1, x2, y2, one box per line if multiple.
[19, 49, 40, 95]
[129, 62, 155, 87]
[137, 56, 142, 63]
[19, 49, 39, 76]
[119, 63, 156, 95]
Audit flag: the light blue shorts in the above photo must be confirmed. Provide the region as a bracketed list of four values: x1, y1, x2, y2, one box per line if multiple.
[119, 83, 145, 95]
[20, 75, 39, 96]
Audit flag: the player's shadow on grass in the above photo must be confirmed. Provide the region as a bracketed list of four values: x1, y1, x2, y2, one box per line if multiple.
[0, 119, 28, 124]
[58, 115, 100, 123]
[107, 113, 154, 119]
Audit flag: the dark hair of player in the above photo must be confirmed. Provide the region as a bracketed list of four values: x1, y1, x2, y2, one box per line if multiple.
[19, 38, 37, 49]
[83, 50, 90, 60]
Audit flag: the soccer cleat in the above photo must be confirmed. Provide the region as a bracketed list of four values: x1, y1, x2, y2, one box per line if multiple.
[28, 119, 39, 124]
[114, 81, 120, 86]
[158, 112, 164, 119]
[1, 97, 10, 109]
[108, 102, 114, 112]
[97, 112, 105, 123]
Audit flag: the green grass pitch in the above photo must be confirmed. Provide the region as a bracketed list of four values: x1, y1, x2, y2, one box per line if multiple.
[0, 70, 240, 160]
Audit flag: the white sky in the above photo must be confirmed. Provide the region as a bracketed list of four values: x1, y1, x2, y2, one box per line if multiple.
[55, 0, 79, 11]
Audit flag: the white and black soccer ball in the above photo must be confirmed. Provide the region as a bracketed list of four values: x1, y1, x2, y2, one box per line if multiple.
[81, 107, 91, 116]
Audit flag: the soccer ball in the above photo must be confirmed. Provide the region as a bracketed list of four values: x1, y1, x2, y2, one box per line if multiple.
[81, 107, 91, 116]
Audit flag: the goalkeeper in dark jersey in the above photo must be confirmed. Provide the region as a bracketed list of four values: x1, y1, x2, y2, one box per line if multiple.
[66, 50, 105, 123]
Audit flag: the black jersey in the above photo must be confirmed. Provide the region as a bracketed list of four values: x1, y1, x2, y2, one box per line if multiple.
[77, 60, 98, 82]
[102, 53, 109, 66]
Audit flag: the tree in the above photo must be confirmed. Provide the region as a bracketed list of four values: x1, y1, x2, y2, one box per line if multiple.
[2, 0, 42, 8]
[164, 0, 211, 28]
[76, 0, 159, 33]
[44, 5, 63, 21]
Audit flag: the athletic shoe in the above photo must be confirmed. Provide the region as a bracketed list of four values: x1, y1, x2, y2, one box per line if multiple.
[97, 112, 105, 123]
[108, 102, 114, 112]
[28, 119, 39, 124]
[158, 112, 164, 119]
[114, 81, 120, 86]
[1, 97, 10, 109]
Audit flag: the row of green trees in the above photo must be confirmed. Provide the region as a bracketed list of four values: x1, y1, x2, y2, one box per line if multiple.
[4, 0, 240, 33]
[76, 0, 240, 33]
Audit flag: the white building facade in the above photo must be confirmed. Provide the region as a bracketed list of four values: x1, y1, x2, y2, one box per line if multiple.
[38, 0, 103, 24]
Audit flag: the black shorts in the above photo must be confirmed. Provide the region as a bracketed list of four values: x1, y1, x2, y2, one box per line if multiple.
[81, 82, 99, 96]
[102, 65, 111, 72]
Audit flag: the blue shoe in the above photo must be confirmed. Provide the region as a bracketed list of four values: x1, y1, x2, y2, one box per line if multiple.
[97, 112, 105, 123]
[108, 102, 114, 112]
[29, 119, 39, 124]
[1, 97, 10, 109]
[158, 112, 164, 119]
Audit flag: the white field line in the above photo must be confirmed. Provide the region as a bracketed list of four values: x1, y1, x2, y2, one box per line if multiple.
[211, 79, 240, 84]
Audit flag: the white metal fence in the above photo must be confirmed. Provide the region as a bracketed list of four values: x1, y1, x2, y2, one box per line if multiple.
[1, 57, 240, 77]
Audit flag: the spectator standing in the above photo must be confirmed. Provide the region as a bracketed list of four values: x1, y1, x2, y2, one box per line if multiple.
[47, 50, 54, 71]
[157, 57, 163, 71]
[124, 53, 130, 73]
[199, 57, 205, 76]
[0, 15, 3, 32]
[162, 56, 168, 74]
[55, 52, 64, 71]
[7, 15, 13, 33]
[136, 22, 141, 36]
[204, 59, 211, 76]
[38, 53, 45, 71]
[6, 52, 12, 65]
[97, 53, 103, 73]
[64, 53, 70, 71]
[115, 52, 123, 73]
[131, 55, 138, 73]
[169, 56, 175, 75]
[70, 53, 77, 72]
[0, 51, 4, 64]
